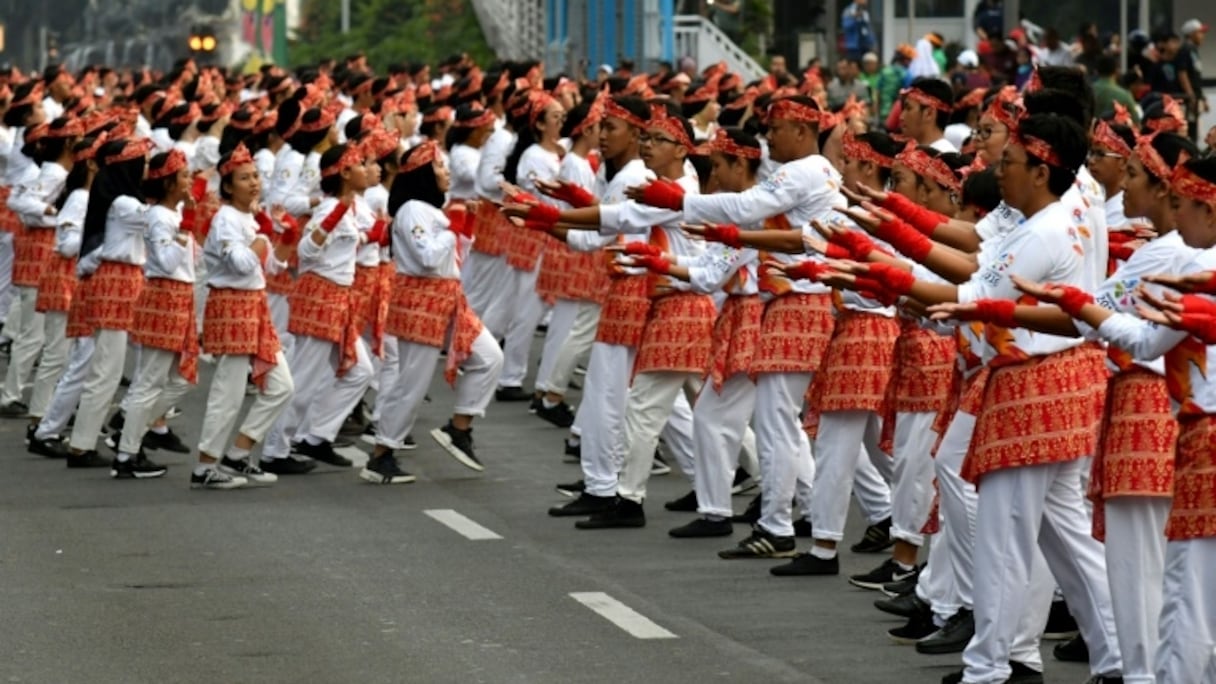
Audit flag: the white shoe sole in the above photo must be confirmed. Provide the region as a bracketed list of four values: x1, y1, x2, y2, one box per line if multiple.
[191, 475, 248, 490]
[217, 464, 278, 486]
[429, 428, 484, 472]
[731, 478, 759, 495]
[359, 468, 417, 484]
[555, 487, 581, 498]
[110, 468, 168, 479]
[650, 464, 672, 476]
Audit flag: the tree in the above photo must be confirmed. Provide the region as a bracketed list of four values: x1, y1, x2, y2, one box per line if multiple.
[290, 0, 494, 69]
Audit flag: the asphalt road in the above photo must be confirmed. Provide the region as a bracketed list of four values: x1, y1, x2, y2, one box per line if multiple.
[0, 338, 1092, 684]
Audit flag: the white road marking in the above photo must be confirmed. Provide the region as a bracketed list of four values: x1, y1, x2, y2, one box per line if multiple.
[423, 509, 503, 540]
[569, 592, 678, 639]
[336, 446, 368, 468]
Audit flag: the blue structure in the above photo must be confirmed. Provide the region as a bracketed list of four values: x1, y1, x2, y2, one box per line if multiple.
[545, 0, 676, 79]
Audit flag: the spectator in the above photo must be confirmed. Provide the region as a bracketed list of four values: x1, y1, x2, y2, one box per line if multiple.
[980, 33, 1016, 84]
[1205, 124, 1216, 156]
[841, 0, 875, 62]
[926, 32, 948, 73]
[973, 0, 1004, 42]
[678, 56, 698, 78]
[827, 57, 872, 109]
[1037, 28, 1075, 67]
[710, 0, 742, 44]
[1092, 55, 1141, 125]
[1181, 19, 1208, 139]
[1014, 45, 1034, 88]
[763, 54, 795, 90]
[876, 44, 916, 121]
[859, 52, 881, 99]
[1146, 30, 1197, 111]
[954, 50, 992, 91]
[908, 38, 941, 81]
[1075, 33, 1104, 76]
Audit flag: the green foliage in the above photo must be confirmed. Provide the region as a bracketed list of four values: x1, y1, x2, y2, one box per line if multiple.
[290, 0, 494, 69]
[738, 0, 773, 60]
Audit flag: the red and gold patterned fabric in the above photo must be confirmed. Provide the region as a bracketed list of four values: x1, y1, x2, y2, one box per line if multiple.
[563, 249, 611, 304]
[880, 321, 957, 453]
[65, 274, 93, 338]
[634, 292, 716, 375]
[131, 278, 199, 383]
[0, 187, 22, 233]
[503, 220, 548, 272]
[803, 311, 899, 438]
[34, 254, 77, 313]
[594, 274, 652, 348]
[962, 344, 1107, 484]
[352, 264, 387, 356]
[264, 228, 299, 296]
[751, 293, 834, 375]
[1168, 415, 1216, 541]
[535, 244, 572, 306]
[470, 201, 508, 256]
[81, 261, 144, 331]
[202, 287, 281, 390]
[12, 226, 56, 287]
[707, 295, 764, 392]
[288, 272, 360, 377]
[386, 274, 482, 386]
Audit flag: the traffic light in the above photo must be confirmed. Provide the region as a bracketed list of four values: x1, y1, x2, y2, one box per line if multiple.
[188, 25, 218, 53]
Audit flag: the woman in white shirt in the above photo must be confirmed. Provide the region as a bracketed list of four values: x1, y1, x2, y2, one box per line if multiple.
[365, 140, 503, 484]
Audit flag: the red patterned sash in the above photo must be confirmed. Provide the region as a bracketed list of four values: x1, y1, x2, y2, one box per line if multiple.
[131, 278, 200, 383]
[35, 254, 77, 313]
[82, 261, 144, 331]
[288, 272, 360, 377]
[385, 274, 482, 386]
[202, 287, 281, 390]
[707, 295, 764, 392]
[634, 291, 716, 375]
[12, 226, 56, 287]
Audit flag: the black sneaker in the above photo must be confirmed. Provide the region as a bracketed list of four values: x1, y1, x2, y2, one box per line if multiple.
[104, 429, 122, 451]
[495, 386, 531, 402]
[110, 453, 168, 479]
[916, 608, 975, 655]
[770, 552, 839, 576]
[849, 558, 919, 591]
[575, 498, 646, 529]
[793, 518, 814, 537]
[119, 375, 131, 388]
[730, 494, 762, 524]
[669, 517, 733, 538]
[562, 439, 580, 463]
[219, 456, 279, 485]
[555, 480, 585, 498]
[882, 571, 921, 598]
[402, 434, 416, 450]
[292, 440, 353, 467]
[339, 412, 367, 437]
[259, 456, 319, 475]
[941, 662, 1044, 684]
[143, 428, 190, 453]
[548, 492, 615, 517]
[536, 400, 575, 428]
[360, 453, 417, 484]
[430, 422, 482, 471]
[731, 467, 759, 495]
[29, 434, 66, 458]
[663, 490, 698, 512]
[529, 395, 542, 414]
[718, 526, 797, 559]
[360, 422, 377, 446]
[650, 451, 672, 476]
[190, 468, 247, 490]
[888, 604, 937, 644]
[1052, 634, 1089, 663]
[0, 339, 10, 357]
[24, 423, 35, 445]
[1044, 599, 1080, 640]
[875, 592, 929, 619]
[66, 450, 109, 468]
[850, 516, 894, 553]
[107, 410, 125, 433]
[0, 401, 28, 418]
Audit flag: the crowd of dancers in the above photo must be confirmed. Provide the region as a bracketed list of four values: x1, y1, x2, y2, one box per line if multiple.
[1, 52, 1215, 683]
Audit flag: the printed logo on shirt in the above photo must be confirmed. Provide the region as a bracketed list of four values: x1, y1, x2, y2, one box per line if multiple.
[759, 170, 787, 194]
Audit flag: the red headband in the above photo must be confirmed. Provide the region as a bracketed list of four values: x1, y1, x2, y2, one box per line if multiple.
[647, 103, 694, 153]
[254, 110, 278, 135]
[1145, 95, 1186, 134]
[11, 83, 44, 108]
[74, 132, 107, 162]
[401, 140, 439, 174]
[570, 94, 604, 138]
[954, 87, 986, 112]
[839, 93, 867, 122]
[456, 103, 497, 129]
[896, 145, 960, 193]
[842, 130, 894, 169]
[1134, 134, 1176, 184]
[24, 123, 49, 143]
[903, 86, 951, 113]
[1111, 102, 1134, 128]
[422, 106, 452, 125]
[46, 118, 84, 138]
[602, 97, 646, 129]
[724, 86, 760, 111]
[351, 78, 373, 98]
[766, 98, 824, 126]
[1171, 164, 1216, 206]
[361, 128, 401, 161]
[321, 144, 363, 178]
[148, 148, 188, 179]
[527, 93, 558, 128]
[170, 102, 201, 126]
[103, 137, 154, 165]
[1010, 129, 1064, 168]
[1092, 120, 1132, 158]
[983, 86, 1020, 130]
[695, 127, 761, 159]
[298, 107, 335, 133]
[219, 143, 254, 176]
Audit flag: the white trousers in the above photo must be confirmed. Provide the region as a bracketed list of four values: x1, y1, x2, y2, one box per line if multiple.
[936, 411, 979, 611]
[118, 348, 194, 455]
[693, 374, 759, 519]
[618, 371, 703, 503]
[68, 329, 129, 452]
[892, 411, 939, 546]
[29, 311, 70, 417]
[499, 263, 546, 388]
[34, 337, 94, 440]
[580, 342, 635, 497]
[661, 392, 697, 482]
[962, 460, 1122, 683]
[915, 524, 960, 624]
[263, 335, 374, 458]
[370, 333, 399, 423]
[463, 252, 513, 339]
[197, 351, 294, 458]
[376, 327, 504, 449]
[536, 300, 600, 395]
[0, 232, 15, 327]
[1156, 537, 1216, 684]
[266, 292, 294, 356]
[755, 372, 816, 538]
[854, 446, 894, 524]
[810, 410, 889, 542]
[1, 286, 44, 406]
[1105, 496, 1170, 684]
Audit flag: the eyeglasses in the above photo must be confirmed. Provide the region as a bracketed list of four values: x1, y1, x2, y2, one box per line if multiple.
[639, 134, 680, 146]
[1087, 150, 1123, 160]
[975, 126, 1002, 141]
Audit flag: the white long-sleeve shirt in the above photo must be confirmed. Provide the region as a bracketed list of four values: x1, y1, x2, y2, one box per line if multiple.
[557, 151, 597, 196]
[193, 136, 221, 174]
[392, 199, 467, 279]
[8, 161, 69, 227]
[448, 144, 482, 201]
[596, 174, 703, 281]
[254, 148, 277, 204]
[678, 242, 760, 296]
[517, 145, 562, 197]
[270, 147, 322, 218]
[351, 193, 384, 267]
[365, 184, 391, 263]
[4, 129, 37, 188]
[97, 195, 148, 266]
[0, 126, 15, 183]
[144, 204, 195, 283]
[475, 128, 516, 202]
[55, 188, 87, 258]
[566, 158, 653, 254]
[204, 204, 268, 290]
[298, 197, 362, 286]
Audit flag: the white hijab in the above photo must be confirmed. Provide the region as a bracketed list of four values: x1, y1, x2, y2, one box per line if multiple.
[908, 38, 941, 79]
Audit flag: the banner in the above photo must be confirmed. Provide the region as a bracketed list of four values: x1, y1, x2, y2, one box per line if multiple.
[240, 0, 289, 64]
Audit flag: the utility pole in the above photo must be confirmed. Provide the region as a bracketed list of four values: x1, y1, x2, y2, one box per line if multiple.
[341, 0, 350, 34]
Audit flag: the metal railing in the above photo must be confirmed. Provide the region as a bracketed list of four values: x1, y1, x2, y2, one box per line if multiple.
[673, 14, 765, 82]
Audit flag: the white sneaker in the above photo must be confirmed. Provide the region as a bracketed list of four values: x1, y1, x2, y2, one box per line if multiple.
[190, 468, 247, 490]
[218, 456, 279, 485]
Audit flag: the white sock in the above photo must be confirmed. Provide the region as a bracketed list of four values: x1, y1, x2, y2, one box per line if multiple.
[226, 446, 251, 463]
[810, 545, 837, 560]
[150, 424, 168, 435]
[304, 434, 324, 446]
[566, 436, 580, 447]
[194, 464, 213, 476]
[542, 398, 560, 409]
[117, 452, 133, 462]
[896, 561, 915, 572]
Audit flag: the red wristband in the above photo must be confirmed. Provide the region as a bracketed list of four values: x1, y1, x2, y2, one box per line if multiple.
[624, 242, 661, 257]
[831, 230, 876, 260]
[525, 203, 562, 226]
[1181, 294, 1216, 319]
[823, 243, 850, 259]
[787, 260, 828, 282]
[1054, 286, 1094, 318]
[874, 216, 933, 262]
[635, 254, 670, 274]
[320, 201, 350, 233]
[882, 192, 947, 236]
[254, 211, 274, 236]
[1179, 313, 1216, 345]
[639, 178, 685, 212]
[703, 224, 743, 248]
[972, 299, 1019, 328]
[556, 182, 596, 208]
[866, 263, 916, 296]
